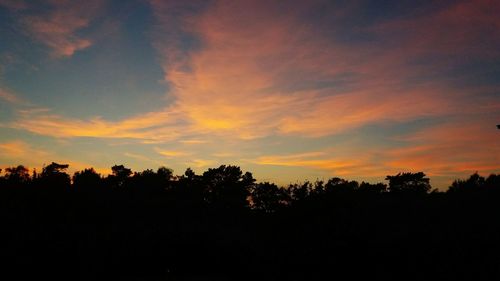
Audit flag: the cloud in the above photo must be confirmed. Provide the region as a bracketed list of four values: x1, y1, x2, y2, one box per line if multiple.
[9, 107, 187, 142]
[0, 140, 50, 168]
[3, 0, 499, 188]
[371, 0, 500, 59]
[147, 0, 496, 140]
[155, 148, 191, 158]
[384, 118, 500, 177]
[0, 87, 23, 104]
[10, 0, 499, 142]
[252, 151, 385, 177]
[186, 159, 215, 168]
[0, 0, 27, 11]
[179, 139, 208, 145]
[13, 0, 103, 57]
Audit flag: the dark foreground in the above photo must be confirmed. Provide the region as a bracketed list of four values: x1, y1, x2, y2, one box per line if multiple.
[1, 164, 499, 280]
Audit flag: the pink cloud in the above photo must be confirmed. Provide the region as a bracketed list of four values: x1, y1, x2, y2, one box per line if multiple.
[384, 118, 500, 181]
[4, 0, 499, 188]
[372, 0, 500, 59]
[0, 87, 23, 104]
[148, 0, 497, 140]
[0, 0, 27, 11]
[12, 1, 499, 143]
[17, 0, 103, 57]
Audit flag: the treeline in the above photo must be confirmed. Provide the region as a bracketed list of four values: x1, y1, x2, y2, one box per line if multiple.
[2, 162, 499, 209]
[1, 162, 500, 280]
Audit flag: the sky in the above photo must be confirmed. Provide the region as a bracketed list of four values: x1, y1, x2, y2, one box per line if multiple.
[0, 0, 499, 189]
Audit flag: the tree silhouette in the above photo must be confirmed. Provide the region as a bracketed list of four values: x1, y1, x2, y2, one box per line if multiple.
[201, 165, 254, 209]
[288, 181, 313, 202]
[4, 165, 30, 185]
[385, 172, 431, 194]
[484, 174, 500, 191]
[157, 166, 174, 182]
[109, 164, 132, 188]
[38, 162, 70, 189]
[1, 162, 500, 280]
[325, 177, 359, 194]
[358, 181, 387, 193]
[448, 172, 484, 193]
[448, 173, 500, 194]
[251, 182, 289, 212]
[129, 167, 173, 194]
[73, 168, 102, 191]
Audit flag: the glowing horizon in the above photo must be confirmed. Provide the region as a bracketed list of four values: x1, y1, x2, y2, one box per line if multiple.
[1, 0, 499, 188]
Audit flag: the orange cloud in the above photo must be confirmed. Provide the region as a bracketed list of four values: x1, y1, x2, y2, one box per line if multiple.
[252, 151, 386, 177]
[385, 119, 500, 179]
[0, 140, 51, 171]
[10, 1, 498, 143]
[9, 107, 187, 142]
[148, 0, 489, 140]
[0, 140, 108, 174]
[155, 148, 191, 158]
[3, 0, 499, 190]
[186, 159, 215, 169]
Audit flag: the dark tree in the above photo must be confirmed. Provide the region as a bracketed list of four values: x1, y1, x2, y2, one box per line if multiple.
[201, 165, 255, 209]
[358, 181, 387, 193]
[484, 174, 500, 191]
[448, 172, 485, 193]
[251, 182, 289, 212]
[111, 164, 132, 178]
[42, 162, 69, 176]
[325, 177, 359, 194]
[73, 168, 102, 191]
[38, 162, 70, 189]
[109, 164, 132, 187]
[3, 161, 500, 281]
[183, 167, 196, 181]
[385, 172, 431, 194]
[130, 167, 173, 194]
[288, 181, 314, 202]
[157, 166, 174, 182]
[4, 165, 30, 185]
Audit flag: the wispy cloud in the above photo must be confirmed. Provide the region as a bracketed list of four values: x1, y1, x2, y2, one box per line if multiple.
[12, 0, 104, 57]
[385, 118, 500, 177]
[10, 0, 499, 142]
[252, 151, 385, 177]
[186, 159, 215, 168]
[155, 148, 191, 158]
[0, 140, 110, 176]
[0, 0, 27, 11]
[147, 0, 496, 140]
[0, 140, 51, 170]
[0, 87, 23, 104]
[2, 0, 499, 188]
[9, 107, 186, 142]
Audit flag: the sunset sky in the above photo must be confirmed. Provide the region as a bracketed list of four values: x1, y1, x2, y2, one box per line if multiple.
[0, 0, 499, 189]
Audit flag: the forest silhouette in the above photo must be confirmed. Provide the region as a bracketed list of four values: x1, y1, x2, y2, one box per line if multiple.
[1, 162, 500, 280]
